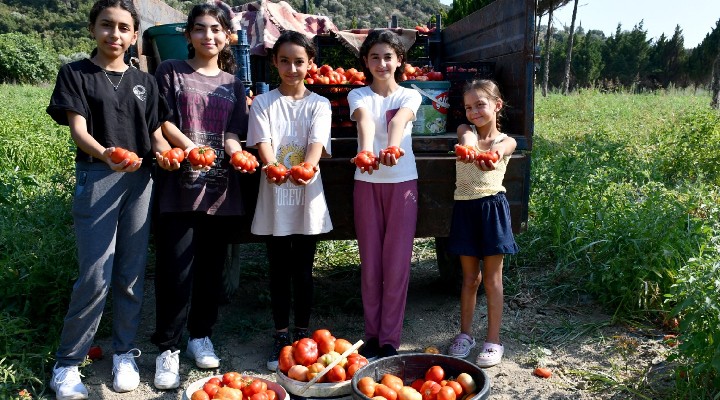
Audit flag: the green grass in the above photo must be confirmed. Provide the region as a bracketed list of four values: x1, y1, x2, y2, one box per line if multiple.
[2, 84, 720, 398]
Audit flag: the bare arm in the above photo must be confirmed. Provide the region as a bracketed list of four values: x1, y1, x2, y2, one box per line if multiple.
[379, 107, 415, 166]
[67, 111, 140, 172]
[350, 107, 380, 173]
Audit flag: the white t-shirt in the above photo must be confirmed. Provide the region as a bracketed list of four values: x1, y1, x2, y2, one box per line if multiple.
[247, 89, 333, 236]
[348, 85, 421, 183]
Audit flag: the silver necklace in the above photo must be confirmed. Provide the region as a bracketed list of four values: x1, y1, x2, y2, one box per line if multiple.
[103, 69, 126, 91]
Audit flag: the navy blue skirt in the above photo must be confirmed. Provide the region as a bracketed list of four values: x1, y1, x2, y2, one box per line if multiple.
[448, 193, 519, 258]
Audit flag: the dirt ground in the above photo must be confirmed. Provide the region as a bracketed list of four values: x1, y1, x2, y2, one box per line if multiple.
[73, 242, 677, 400]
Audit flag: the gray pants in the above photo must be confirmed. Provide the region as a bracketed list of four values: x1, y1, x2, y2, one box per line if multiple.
[56, 162, 153, 366]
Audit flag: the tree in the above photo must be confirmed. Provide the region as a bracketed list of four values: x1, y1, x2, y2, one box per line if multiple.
[561, 0, 578, 94]
[541, 2, 553, 96]
[572, 29, 604, 88]
[712, 39, 720, 109]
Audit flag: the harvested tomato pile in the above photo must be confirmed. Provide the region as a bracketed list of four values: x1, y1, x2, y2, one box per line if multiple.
[189, 373, 279, 400]
[357, 365, 479, 400]
[279, 329, 368, 383]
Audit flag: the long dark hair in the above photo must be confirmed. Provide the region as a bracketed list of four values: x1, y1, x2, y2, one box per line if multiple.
[185, 3, 236, 74]
[272, 30, 317, 62]
[88, 0, 139, 58]
[358, 30, 406, 85]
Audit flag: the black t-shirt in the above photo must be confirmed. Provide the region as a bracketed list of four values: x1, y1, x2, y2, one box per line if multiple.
[46, 58, 170, 163]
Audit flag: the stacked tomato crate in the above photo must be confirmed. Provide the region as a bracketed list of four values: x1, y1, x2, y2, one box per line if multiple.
[441, 62, 495, 133]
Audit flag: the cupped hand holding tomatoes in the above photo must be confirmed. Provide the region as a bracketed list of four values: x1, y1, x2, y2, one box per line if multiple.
[454, 144, 477, 163]
[474, 150, 500, 170]
[264, 162, 289, 185]
[379, 145, 404, 166]
[231, 150, 259, 173]
[156, 147, 184, 171]
[289, 162, 317, 185]
[352, 150, 379, 174]
[106, 146, 141, 172]
[188, 145, 217, 170]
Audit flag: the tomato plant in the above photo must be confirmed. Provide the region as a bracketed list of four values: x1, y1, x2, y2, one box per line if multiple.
[293, 338, 319, 366]
[290, 162, 316, 182]
[265, 162, 289, 182]
[188, 146, 216, 167]
[231, 150, 259, 173]
[109, 147, 139, 164]
[354, 150, 377, 171]
[162, 147, 185, 163]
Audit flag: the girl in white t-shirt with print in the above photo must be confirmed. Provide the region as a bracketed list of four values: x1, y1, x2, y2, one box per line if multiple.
[348, 30, 422, 359]
[246, 30, 333, 371]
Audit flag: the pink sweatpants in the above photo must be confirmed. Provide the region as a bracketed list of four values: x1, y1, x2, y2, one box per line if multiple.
[354, 179, 418, 348]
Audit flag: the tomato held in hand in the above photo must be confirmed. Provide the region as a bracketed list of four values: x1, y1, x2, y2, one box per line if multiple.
[188, 146, 217, 167]
[383, 145, 402, 159]
[475, 150, 499, 164]
[265, 162, 289, 182]
[354, 150, 377, 170]
[290, 162, 316, 182]
[231, 150, 259, 173]
[454, 145, 477, 160]
[109, 147, 139, 164]
[162, 147, 185, 163]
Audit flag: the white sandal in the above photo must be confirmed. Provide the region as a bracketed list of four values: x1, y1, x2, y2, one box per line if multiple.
[448, 333, 476, 358]
[475, 342, 504, 367]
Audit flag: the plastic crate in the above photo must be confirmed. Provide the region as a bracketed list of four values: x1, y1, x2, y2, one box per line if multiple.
[441, 62, 495, 132]
[351, 354, 490, 400]
[307, 84, 362, 138]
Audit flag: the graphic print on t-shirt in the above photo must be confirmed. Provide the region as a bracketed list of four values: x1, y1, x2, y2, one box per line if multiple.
[274, 142, 306, 206]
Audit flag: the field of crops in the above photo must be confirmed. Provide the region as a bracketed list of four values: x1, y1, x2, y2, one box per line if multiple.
[1, 84, 719, 398]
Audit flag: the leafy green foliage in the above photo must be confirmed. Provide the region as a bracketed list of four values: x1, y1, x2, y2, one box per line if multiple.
[0, 84, 75, 398]
[0, 33, 59, 84]
[523, 90, 720, 397]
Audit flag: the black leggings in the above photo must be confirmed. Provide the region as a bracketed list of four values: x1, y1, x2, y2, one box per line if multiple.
[266, 235, 318, 330]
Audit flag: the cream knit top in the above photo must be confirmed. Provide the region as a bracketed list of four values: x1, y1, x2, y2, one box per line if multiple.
[454, 126, 511, 200]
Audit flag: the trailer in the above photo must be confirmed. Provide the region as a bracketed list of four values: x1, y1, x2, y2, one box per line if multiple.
[138, 0, 535, 289]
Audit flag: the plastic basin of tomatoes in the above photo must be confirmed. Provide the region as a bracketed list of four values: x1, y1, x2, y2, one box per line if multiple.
[183, 375, 289, 400]
[350, 354, 490, 400]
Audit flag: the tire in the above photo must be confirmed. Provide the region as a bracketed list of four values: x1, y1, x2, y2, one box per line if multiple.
[434, 237, 462, 294]
[221, 243, 243, 303]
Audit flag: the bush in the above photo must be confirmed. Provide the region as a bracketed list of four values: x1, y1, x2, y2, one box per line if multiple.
[0, 32, 58, 84]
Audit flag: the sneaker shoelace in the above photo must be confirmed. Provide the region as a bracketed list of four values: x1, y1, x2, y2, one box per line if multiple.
[196, 337, 216, 357]
[159, 350, 180, 371]
[55, 366, 83, 385]
[114, 348, 141, 375]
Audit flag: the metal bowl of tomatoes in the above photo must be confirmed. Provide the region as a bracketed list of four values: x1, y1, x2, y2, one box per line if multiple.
[350, 354, 490, 400]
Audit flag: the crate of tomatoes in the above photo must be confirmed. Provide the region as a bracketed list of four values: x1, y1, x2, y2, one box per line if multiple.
[275, 329, 369, 398]
[351, 354, 490, 400]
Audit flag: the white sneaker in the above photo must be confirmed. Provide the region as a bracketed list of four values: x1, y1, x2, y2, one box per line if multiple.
[112, 348, 141, 393]
[49, 364, 88, 400]
[187, 337, 220, 369]
[154, 349, 180, 390]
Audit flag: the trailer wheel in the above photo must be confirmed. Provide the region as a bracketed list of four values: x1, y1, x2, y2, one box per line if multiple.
[221, 243, 243, 303]
[434, 237, 462, 294]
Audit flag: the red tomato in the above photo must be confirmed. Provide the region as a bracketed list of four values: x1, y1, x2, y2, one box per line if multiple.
[231, 150, 259, 173]
[325, 365, 347, 382]
[335, 338, 355, 355]
[346, 362, 362, 378]
[109, 147, 139, 164]
[425, 366, 445, 383]
[357, 377, 377, 397]
[533, 367, 552, 378]
[374, 384, 398, 400]
[223, 372, 241, 386]
[191, 389, 211, 400]
[354, 150, 377, 171]
[278, 345, 296, 373]
[305, 77, 315, 85]
[454, 144, 477, 160]
[290, 161, 316, 182]
[203, 382, 221, 397]
[410, 378, 424, 392]
[87, 345, 103, 361]
[215, 387, 243, 400]
[265, 162, 289, 182]
[319, 64, 333, 76]
[307, 362, 327, 382]
[437, 386, 456, 400]
[250, 392, 269, 400]
[475, 150, 500, 164]
[188, 146, 216, 167]
[265, 389, 278, 400]
[227, 378, 247, 390]
[243, 379, 265, 397]
[162, 147, 185, 163]
[381, 374, 403, 392]
[293, 338, 319, 366]
[317, 335, 336, 354]
[382, 146, 402, 160]
[207, 377, 222, 387]
[312, 329, 332, 343]
[288, 365, 310, 382]
[420, 381, 441, 400]
[445, 381, 463, 396]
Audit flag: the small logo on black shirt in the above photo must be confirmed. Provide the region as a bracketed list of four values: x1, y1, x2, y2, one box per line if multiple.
[133, 85, 147, 101]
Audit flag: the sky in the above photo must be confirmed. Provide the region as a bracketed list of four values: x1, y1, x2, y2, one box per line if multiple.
[437, 0, 719, 48]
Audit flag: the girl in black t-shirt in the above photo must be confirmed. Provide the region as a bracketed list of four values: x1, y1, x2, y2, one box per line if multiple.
[46, 0, 172, 397]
